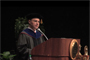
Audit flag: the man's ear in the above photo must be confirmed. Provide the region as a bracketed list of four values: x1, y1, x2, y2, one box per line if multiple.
[28, 20, 31, 24]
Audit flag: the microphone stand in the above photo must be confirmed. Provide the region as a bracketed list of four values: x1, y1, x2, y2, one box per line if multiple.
[37, 28, 48, 40]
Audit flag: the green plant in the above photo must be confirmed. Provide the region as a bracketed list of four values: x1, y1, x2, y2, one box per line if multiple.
[0, 51, 16, 60]
[15, 17, 29, 39]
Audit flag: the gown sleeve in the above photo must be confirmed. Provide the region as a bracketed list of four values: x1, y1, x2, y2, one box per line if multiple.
[16, 33, 30, 60]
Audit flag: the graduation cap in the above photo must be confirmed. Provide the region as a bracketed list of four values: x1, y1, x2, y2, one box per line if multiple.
[26, 13, 43, 24]
[26, 13, 43, 20]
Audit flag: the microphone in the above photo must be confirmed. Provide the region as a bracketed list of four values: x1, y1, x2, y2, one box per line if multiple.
[37, 28, 48, 40]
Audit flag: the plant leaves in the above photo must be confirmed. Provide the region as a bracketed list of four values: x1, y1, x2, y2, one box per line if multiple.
[8, 55, 16, 58]
[2, 51, 10, 59]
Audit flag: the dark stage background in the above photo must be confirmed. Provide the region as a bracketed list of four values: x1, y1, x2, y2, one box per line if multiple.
[1, 1, 89, 55]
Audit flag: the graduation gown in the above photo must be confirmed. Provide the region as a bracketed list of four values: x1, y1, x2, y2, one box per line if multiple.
[16, 28, 46, 60]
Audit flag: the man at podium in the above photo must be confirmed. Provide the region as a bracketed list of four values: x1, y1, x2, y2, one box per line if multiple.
[16, 13, 47, 60]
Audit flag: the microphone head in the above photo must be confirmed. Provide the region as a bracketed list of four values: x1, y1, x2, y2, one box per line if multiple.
[37, 28, 43, 33]
[37, 28, 40, 31]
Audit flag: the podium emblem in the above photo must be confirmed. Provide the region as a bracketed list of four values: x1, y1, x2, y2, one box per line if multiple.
[70, 39, 79, 60]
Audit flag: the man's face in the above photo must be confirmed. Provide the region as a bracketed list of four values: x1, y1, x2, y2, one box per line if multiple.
[28, 18, 40, 30]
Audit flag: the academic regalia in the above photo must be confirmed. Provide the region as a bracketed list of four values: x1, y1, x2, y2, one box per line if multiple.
[16, 28, 46, 60]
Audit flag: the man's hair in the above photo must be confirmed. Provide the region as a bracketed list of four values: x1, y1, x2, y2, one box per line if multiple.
[26, 13, 43, 21]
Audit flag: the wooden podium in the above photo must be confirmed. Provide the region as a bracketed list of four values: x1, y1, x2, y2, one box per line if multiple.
[31, 38, 80, 60]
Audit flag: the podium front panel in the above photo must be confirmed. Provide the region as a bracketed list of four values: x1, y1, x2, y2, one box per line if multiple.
[31, 38, 80, 60]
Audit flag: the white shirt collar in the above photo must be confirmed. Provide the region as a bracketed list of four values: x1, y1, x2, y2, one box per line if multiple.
[28, 27, 36, 33]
